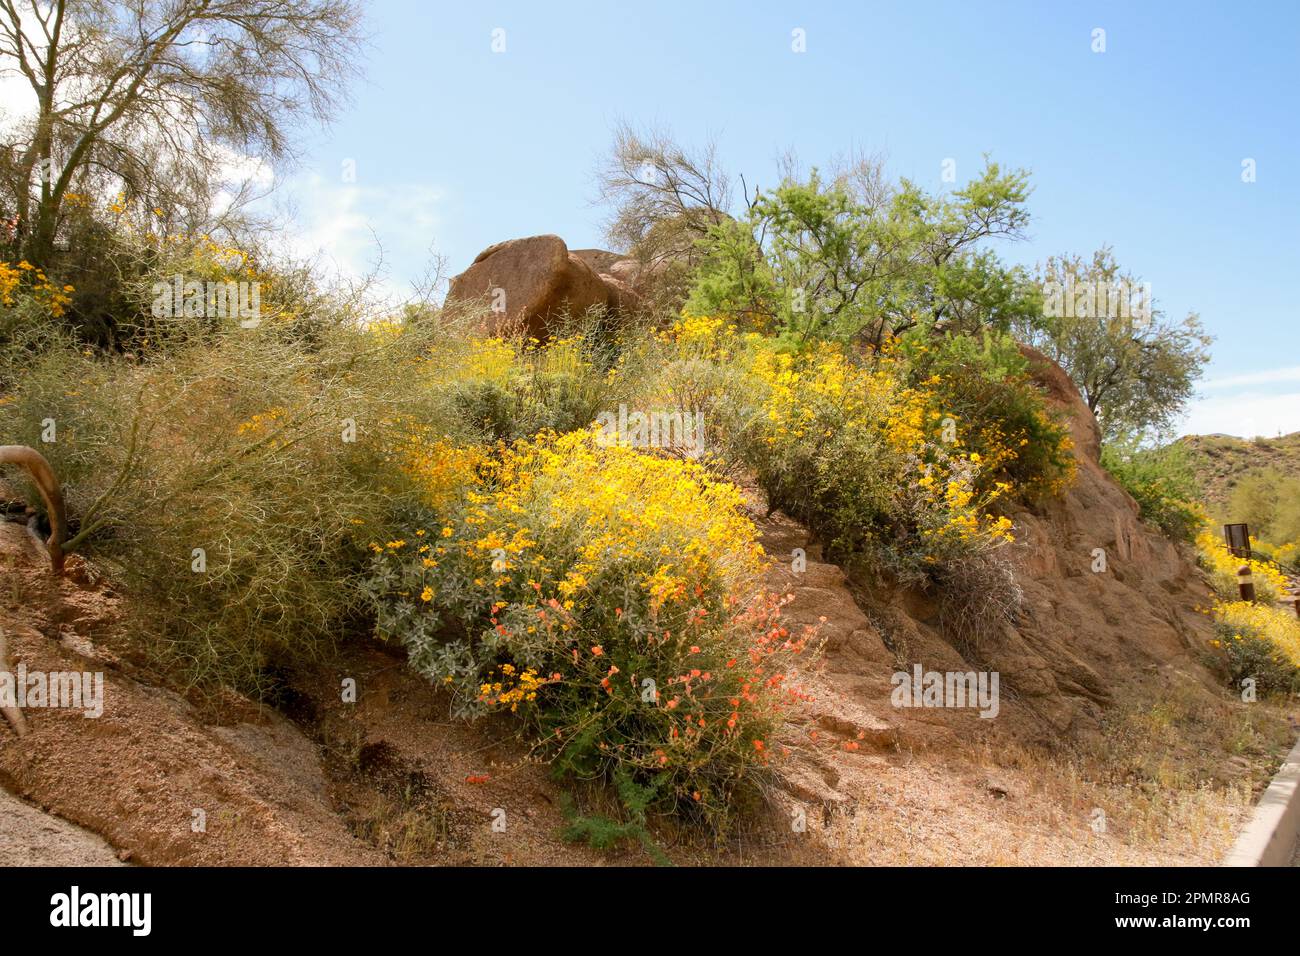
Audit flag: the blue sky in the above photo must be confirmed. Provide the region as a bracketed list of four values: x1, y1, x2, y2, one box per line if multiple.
[276, 0, 1300, 437]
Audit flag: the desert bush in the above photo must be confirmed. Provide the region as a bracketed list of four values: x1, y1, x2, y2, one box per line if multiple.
[896, 328, 1076, 500]
[1101, 437, 1203, 542]
[1226, 469, 1300, 548]
[607, 317, 1041, 640]
[1255, 540, 1300, 576]
[625, 315, 772, 475]
[0, 259, 74, 345]
[1210, 601, 1300, 697]
[366, 428, 818, 831]
[430, 322, 623, 445]
[738, 333, 1019, 577]
[0, 313, 454, 693]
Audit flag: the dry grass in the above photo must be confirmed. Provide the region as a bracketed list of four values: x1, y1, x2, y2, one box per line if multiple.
[813, 679, 1294, 866]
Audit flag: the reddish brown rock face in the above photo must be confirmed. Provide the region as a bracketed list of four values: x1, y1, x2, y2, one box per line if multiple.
[447, 234, 617, 338]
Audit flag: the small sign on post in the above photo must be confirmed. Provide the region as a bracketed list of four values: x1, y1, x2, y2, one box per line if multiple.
[1224, 523, 1251, 560]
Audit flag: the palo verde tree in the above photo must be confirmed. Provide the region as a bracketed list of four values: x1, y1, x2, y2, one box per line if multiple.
[0, 0, 364, 268]
[1015, 247, 1212, 443]
[685, 154, 1040, 347]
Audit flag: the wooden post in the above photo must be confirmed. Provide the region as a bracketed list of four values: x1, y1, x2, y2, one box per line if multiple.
[1237, 565, 1256, 603]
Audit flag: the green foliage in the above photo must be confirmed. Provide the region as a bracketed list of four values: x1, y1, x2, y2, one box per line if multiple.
[0, 311, 450, 694]
[446, 332, 617, 444]
[1227, 468, 1300, 546]
[559, 774, 672, 865]
[686, 159, 1037, 347]
[1101, 436, 1204, 542]
[1214, 621, 1300, 698]
[897, 327, 1076, 499]
[1016, 248, 1212, 442]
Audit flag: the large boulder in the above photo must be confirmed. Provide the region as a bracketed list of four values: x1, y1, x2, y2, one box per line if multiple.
[447, 235, 615, 338]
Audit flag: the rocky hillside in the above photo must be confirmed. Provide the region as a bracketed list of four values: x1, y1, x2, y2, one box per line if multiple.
[1178, 431, 1300, 511]
[1, 333, 1288, 866]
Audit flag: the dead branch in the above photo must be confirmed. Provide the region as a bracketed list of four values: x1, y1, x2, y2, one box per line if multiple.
[0, 445, 66, 572]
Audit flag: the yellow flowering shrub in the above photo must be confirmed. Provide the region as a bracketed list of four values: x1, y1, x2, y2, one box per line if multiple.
[742, 335, 1016, 571]
[0, 262, 18, 305]
[1196, 527, 1288, 605]
[1196, 527, 1299, 694]
[367, 428, 819, 829]
[1208, 600, 1300, 696]
[384, 419, 485, 511]
[1272, 540, 1300, 572]
[895, 328, 1076, 499]
[441, 334, 614, 443]
[0, 260, 74, 318]
[625, 318, 1074, 642]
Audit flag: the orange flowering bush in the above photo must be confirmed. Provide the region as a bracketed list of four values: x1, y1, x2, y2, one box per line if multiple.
[367, 428, 820, 829]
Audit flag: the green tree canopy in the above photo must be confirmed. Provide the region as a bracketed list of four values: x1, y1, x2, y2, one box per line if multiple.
[1015, 248, 1212, 443]
[686, 158, 1039, 348]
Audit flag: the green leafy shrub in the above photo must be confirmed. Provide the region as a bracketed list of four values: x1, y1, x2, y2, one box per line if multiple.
[1101, 437, 1203, 542]
[896, 327, 1076, 499]
[441, 332, 617, 443]
[1211, 602, 1300, 698]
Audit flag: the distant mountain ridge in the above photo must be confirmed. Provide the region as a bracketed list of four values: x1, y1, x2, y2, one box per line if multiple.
[1178, 431, 1300, 511]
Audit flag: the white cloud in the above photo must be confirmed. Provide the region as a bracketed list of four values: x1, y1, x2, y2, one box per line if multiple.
[1200, 366, 1300, 390]
[1179, 389, 1300, 438]
[266, 172, 445, 307]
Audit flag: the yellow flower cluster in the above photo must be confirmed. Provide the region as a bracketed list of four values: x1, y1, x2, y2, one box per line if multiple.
[465, 428, 763, 611]
[1196, 527, 1289, 605]
[465, 336, 517, 381]
[1210, 600, 1300, 670]
[1197, 528, 1300, 682]
[666, 313, 738, 350]
[749, 342, 901, 446]
[388, 420, 484, 511]
[1272, 541, 1299, 568]
[0, 260, 74, 316]
[235, 407, 285, 436]
[744, 336, 1015, 556]
[0, 262, 18, 305]
[478, 664, 549, 712]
